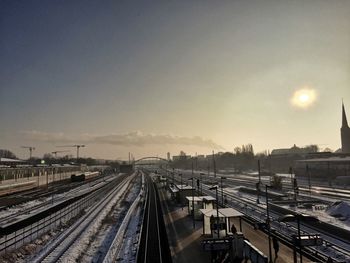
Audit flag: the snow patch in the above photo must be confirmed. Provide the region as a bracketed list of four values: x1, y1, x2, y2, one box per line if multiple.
[327, 201, 350, 221]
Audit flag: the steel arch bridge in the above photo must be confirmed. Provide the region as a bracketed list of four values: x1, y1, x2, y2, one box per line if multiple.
[134, 157, 170, 167]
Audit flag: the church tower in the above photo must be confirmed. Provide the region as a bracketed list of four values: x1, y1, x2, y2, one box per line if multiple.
[341, 102, 350, 153]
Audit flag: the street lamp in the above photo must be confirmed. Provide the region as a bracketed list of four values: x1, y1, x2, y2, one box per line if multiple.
[188, 177, 195, 229]
[209, 186, 220, 239]
[220, 177, 226, 206]
[265, 185, 273, 263]
[279, 214, 318, 263]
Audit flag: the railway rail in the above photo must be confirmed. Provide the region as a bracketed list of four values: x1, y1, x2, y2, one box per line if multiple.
[137, 173, 172, 263]
[31, 173, 136, 263]
[0, 173, 127, 256]
[0, 173, 114, 227]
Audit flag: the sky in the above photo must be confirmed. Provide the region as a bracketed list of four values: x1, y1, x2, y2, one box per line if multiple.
[1, 0, 350, 160]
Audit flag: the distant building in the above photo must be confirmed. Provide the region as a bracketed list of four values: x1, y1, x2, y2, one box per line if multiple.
[167, 152, 171, 161]
[271, 144, 317, 156]
[267, 145, 319, 173]
[341, 102, 350, 153]
[172, 155, 191, 161]
[196, 155, 206, 160]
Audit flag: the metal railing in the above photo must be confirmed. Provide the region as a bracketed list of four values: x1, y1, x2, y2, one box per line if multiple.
[0, 176, 123, 255]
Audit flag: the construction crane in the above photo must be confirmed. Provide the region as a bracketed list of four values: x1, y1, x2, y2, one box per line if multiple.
[57, 145, 85, 160]
[51, 150, 70, 158]
[21, 146, 36, 159]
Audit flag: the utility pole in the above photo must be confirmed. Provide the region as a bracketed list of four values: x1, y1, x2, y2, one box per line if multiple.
[266, 185, 273, 263]
[307, 164, 311, 194]
[212, 150, 216, 178]
[189, 177, 195, 229]
[257, 160, 261, 204]
[221, 177, 226, 206]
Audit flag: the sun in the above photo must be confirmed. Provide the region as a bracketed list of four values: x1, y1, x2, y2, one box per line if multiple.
[291, 87, 317, 109]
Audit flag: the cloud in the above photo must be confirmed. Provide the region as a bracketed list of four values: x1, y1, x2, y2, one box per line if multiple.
[21, 130, 224, 150]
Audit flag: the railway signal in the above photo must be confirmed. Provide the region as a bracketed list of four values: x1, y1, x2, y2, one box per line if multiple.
[21, 146, 35, 159]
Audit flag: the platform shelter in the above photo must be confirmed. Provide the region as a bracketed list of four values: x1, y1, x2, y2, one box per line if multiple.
[185, 196, 215, 220]
[200, 208, 243, 238]
[168, 184, 195, 205]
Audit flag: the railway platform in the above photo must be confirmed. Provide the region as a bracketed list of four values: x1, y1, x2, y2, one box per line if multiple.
[159, 187, 211, 263]
[159, 184, 314, 263]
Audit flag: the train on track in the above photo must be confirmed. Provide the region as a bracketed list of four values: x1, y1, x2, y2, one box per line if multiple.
[70, 171, 101, 182]
[0, 171, 101, 197]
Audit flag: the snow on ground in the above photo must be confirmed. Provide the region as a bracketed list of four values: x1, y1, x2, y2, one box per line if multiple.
[60, 175, 141, 263]
[326, 201, 350, 226]
[0, 174, 117, 225]
[116, 198, 143, 262]
[0, 199, 44, 220]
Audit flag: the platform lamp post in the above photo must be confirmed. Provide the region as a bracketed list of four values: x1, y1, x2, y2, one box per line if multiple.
[257, 160, 261, 204]
[188, 177, 195, 229]
[172, 168, 175, 185]
[279, 214, 319, 263]
[265, 185, 273, 263]
[220, 177, 226, 206]
[200, 172, 205, 195]
[209, 186, 220, 239]
[180, 173, 183, 210]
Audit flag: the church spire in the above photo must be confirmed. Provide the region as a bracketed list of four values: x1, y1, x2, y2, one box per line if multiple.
[342, 101, 349, 128]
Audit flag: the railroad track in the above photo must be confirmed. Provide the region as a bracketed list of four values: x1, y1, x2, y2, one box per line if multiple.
[165, 171, 350, 263]
[137, 174, 172, 263]
[103, 171, 145, 263]
[0, 174, 116, 226]
[200, 182, 350, 262]
[31, 174, 135, 263]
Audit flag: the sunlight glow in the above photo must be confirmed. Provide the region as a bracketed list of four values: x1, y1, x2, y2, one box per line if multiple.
[291, 87, 317, 109]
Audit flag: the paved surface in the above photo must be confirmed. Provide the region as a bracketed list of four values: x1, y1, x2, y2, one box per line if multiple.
[159, 185, 312, 263]
[159, 187, 211, 263]
[231, 218, 312, 263]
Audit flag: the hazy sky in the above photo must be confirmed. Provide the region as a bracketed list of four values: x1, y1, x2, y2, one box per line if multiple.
[1, 0, 350, 160]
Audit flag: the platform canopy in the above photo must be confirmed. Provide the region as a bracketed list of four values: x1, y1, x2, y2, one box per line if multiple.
[169, 185, 179, 193]
[0, 158, 26, 163]
[200, 208, 243, 218]
[185, 196, 216, 202]
[175, 184, 195, 190]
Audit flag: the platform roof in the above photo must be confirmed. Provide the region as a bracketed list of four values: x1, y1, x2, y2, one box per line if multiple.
[0, 158, 26, 163]
[200, 208, 243, 218]
[169, 185, 179, 193]
[175, 184, 195, 190]
[185, 196, 216, 202]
